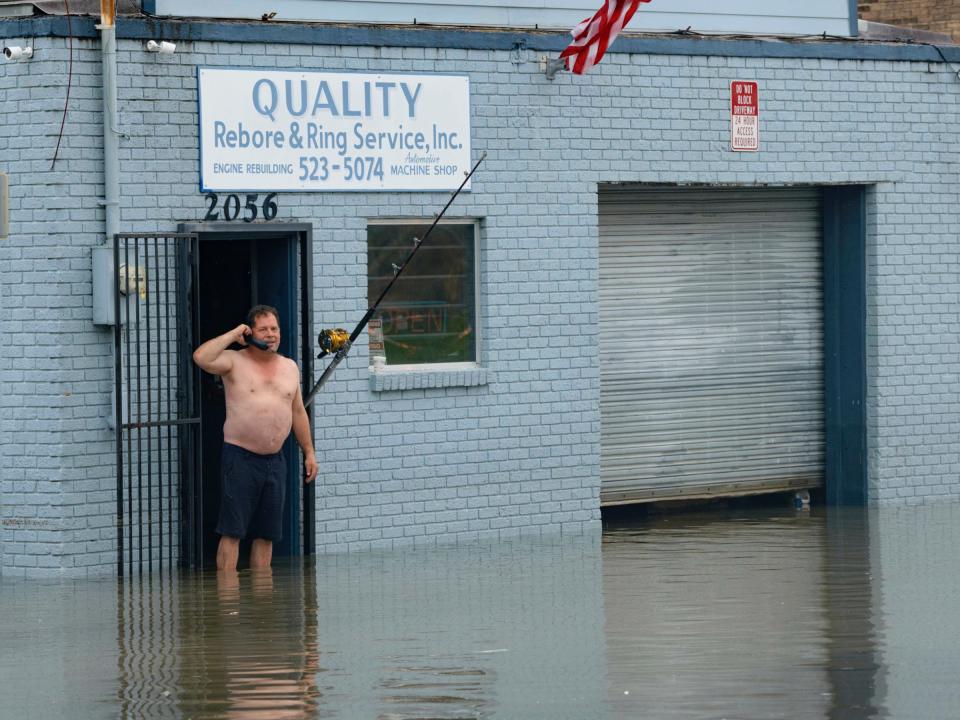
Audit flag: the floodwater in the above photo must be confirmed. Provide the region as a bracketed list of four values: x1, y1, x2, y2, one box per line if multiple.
[2, 504, 959, 720]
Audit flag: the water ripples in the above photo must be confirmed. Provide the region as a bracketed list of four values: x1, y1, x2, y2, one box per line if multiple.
[2, 504, 960, 718]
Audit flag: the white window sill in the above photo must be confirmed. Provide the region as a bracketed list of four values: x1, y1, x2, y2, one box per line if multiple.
[368, 365, 489, 392]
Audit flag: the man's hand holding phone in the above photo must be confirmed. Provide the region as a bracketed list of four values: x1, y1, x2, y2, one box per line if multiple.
[235, 323, 271, 351]
[245, 334, 270, 351]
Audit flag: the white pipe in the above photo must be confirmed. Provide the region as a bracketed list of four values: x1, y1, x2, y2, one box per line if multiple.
[101, 24, 120, 242]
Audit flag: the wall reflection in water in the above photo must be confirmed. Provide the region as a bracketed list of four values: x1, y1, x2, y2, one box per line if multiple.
[8, 504, 960, 718]
[602, 508, 881, 719]
[309, 535, 609, 719]
[869, 502, 960, 719]
[1, 577, 120, 718]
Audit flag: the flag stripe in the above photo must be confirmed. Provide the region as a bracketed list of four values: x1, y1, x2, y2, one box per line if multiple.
[559, 0, 651, 74]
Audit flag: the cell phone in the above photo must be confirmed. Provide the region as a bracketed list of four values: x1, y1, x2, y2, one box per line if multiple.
[244, 333, 270, 351]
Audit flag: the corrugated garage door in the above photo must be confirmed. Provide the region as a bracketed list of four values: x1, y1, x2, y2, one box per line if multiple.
[599, 186, 824, 505]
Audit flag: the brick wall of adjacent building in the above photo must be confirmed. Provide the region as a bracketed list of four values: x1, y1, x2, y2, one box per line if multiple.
[860, 0, 960, 41]
[0, 37, 114, 576]
[3, 27, 960, 576]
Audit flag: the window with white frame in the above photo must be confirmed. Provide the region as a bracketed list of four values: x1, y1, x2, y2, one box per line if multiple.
[367, 220, 479, 367]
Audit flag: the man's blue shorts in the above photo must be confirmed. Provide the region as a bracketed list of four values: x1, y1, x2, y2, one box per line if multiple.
[216, 443, 286, 542]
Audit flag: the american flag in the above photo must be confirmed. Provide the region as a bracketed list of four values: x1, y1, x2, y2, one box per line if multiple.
[559, 0, 652, 75]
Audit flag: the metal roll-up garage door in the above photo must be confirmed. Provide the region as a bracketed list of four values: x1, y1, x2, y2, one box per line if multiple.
[599, 186, 824, 505]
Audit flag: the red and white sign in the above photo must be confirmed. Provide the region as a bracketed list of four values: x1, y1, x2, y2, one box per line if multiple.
[730, 81, 759, 152]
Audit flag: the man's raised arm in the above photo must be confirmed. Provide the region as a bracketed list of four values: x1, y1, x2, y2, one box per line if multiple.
[193, 324, 250, 376]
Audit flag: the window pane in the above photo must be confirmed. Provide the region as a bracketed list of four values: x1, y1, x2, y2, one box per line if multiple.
[368, 223, 476, 365]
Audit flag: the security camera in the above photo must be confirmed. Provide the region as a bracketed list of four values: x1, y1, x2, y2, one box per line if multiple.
[3, 46, 33, 61]
[146, 40, 176, 55]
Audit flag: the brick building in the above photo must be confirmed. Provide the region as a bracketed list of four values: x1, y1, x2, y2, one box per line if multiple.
[859, 0, 960, 42]
[2, 1, 960, 576]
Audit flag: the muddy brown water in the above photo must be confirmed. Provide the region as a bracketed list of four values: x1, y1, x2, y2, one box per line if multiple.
[2, 504, 958, 719]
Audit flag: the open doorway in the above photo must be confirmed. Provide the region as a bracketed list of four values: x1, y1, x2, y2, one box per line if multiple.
[179, 222, 314, 568]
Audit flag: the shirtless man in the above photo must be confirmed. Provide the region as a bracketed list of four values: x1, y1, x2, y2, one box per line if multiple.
[193, 305, 318, 570]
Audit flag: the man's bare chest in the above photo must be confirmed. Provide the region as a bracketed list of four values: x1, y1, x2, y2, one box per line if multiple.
[227, 361, 297, 401]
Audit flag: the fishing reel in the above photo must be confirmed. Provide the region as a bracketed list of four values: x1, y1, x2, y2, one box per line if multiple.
[318, 328, 350, 355]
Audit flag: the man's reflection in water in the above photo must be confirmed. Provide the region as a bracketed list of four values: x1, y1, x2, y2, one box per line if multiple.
[212, 567, 322, 720]
[115, 565, 324, 719]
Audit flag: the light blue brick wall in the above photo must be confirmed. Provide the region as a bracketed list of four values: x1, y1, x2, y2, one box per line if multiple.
[2, 30, 959, 576]
[0, 37, 118, 578]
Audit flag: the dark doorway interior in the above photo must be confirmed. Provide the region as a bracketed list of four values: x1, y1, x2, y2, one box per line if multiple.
[188, 226, 313, 567]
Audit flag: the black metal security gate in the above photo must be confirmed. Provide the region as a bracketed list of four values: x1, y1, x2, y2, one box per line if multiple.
[114, 233, 200, 576]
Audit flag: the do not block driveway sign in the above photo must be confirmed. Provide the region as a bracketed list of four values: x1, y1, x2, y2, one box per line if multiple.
[731, 81, 759, 152]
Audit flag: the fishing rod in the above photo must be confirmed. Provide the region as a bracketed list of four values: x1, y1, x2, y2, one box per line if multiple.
[304, 151, 487, 408]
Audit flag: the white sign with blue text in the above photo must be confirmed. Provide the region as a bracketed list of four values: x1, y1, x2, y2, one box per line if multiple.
[198, 68, 471, 192]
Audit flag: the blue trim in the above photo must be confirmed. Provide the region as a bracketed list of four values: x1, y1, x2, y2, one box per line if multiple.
[822, 185, 867, 506]
[142, 0, 157, 14]
[4, 16, 960, 62]
[849, 0, 859, 38]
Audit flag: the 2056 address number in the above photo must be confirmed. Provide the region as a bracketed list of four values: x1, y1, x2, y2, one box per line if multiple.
[204, 193, 278, 222]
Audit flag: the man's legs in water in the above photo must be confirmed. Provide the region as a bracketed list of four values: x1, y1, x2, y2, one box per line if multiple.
[250, 538, 273, 568]
[217, 535, 240, 570]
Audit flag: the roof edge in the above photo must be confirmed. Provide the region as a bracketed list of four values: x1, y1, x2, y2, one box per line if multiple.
[1, 15, 958, 63]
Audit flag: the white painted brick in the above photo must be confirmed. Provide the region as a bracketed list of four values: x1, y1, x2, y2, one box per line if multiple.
[3, 32, 959, 576]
